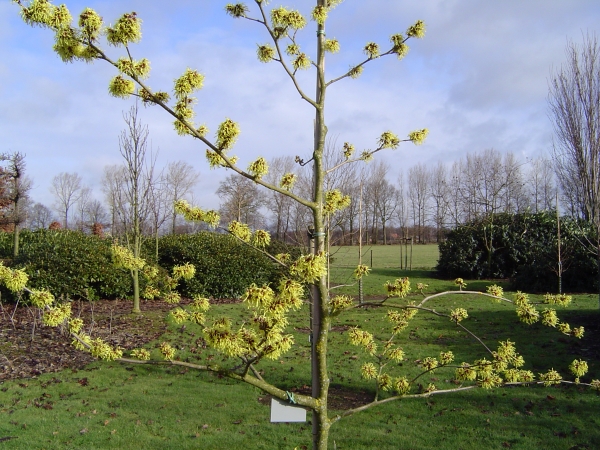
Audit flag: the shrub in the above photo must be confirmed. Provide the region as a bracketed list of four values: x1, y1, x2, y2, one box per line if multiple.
[437, 212, 598, 292]
[7, 229, 132, 300]
[156, 232, 298, 299]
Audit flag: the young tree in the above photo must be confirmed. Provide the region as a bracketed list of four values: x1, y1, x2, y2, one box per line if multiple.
[116, 103, 157, 313]
[50, 171, 82, 229]
[13, 2, 599, 449]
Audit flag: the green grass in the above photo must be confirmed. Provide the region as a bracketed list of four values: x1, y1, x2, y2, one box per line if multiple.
[330, 243, 439, 270]
[2, 247, 600, 449]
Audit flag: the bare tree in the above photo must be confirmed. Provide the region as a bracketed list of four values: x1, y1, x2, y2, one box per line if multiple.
[75, 186, 92, 232]
[408, 163, 429, 243]
[429, 162, 449, 242]
[217, 174, 265, 228]
[117, 103, 158, 313]
[549, 32, 600, 305]
[101, 164, 126, 236]
[50, 172, 82, 229]
[265, 156, 296, 241]
[528, 157, 556, 212]
[27, 202, 54, 229]
[1, 152, 32, 255]
[86, 199, 109, 228]
[164, 160, 199, 234]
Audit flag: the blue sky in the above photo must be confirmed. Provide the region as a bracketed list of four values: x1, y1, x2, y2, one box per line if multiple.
[2, 0, 600, 211]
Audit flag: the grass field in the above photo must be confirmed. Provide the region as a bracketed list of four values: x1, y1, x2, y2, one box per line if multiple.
[2, 244, 600, 449]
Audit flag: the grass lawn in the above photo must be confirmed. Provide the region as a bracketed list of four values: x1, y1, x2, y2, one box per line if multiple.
[2, 244, 600, 449]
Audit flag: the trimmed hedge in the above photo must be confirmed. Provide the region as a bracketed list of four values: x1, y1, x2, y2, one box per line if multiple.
[3, 229, 131, 300]
[437, 212, 598, 293]
[156, 232, 298, 299]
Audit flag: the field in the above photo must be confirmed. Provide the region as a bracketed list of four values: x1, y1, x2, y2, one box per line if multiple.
[1, 244, 600, 449]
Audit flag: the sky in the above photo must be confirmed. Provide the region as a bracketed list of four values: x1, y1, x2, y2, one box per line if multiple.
[1, 0, 600, 213]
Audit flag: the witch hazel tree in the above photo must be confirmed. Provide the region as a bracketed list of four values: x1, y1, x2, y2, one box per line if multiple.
[12, 1, 599, 449]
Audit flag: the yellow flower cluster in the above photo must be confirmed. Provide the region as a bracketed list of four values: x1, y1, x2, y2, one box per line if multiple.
[29, 289, 54, 307]
[172, 263, 196, 281]
[390, 34, 409, 60]
[164, 291, 181, 304]
[486, 284, 504, 298]
[406, 20, 426, 39]
[544, 293, 572, 306]
[111, 243, 145, 270]
[329, 295, 353, 315]
[384, 277, 411, 298]
[279, 173, 297, 190]
[257, 44, 275, 63]
[514, 292, 539, 325]
[78, 7, 103, 39]
[72, 333, 92, 351]
[109, 75, 135, 99]
[378, 131, 400, 149]
[159, 342, 176, 360]
[131, 348, 151, 360]
[170, 307, 190, 324]
[106, 12, 142, 46]
[191, 295, 210, 312]
[364, 42, 380, 58]
[243, 284, 275, 309]
[311, 5, 328, 24]
[0, 264, 29, 293]
[408, 129, 429, 145]
[324, 38, 340, 53]
[569, 359, 588, 383]
[116, 57, 151, 79]
[386, 308, 417, 334]
[343, 142, 354, 159]
[68, 318, 84, 334]
[225, 3, 248, 18]
[228, 221, 252, 242]
[248, 157, 269, 179]
[450, 308, 468, 323]
[378, 373, 393, 391]
[453, 278, 466, 289]
[348, 327, 376, 355]
[174, 199, 220, 228]
[541, 308, 559, 327]
[539, 369, 562, 387]
[349, 65, 364, 79]
[90, 338, 123, 361]
[421, 357, 438, 372]
[252, 229, 271, 248]
[290, 252, 327, 283]
[292, 53, 311, 71]
[142, 286, 161, 300]
[270, 6, 306, 29]
[43, 303, 72, 327]
[216, 118, 240, 150]
[395, 377, 411, 394]
[440, 351, 454, 365]
[361, 362, 377, 380]
[277, 278, 304, 310]
[324, 189, 351, 214]
[353, 264, 370, 280]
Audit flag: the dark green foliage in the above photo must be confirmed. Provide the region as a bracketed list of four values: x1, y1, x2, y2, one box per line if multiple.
[2, 229, 131, 300]
[156, 232, 298, 299]
[437, 212, 598, 292]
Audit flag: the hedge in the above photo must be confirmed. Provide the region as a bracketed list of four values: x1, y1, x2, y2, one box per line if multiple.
[437, 212, 598, 293]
